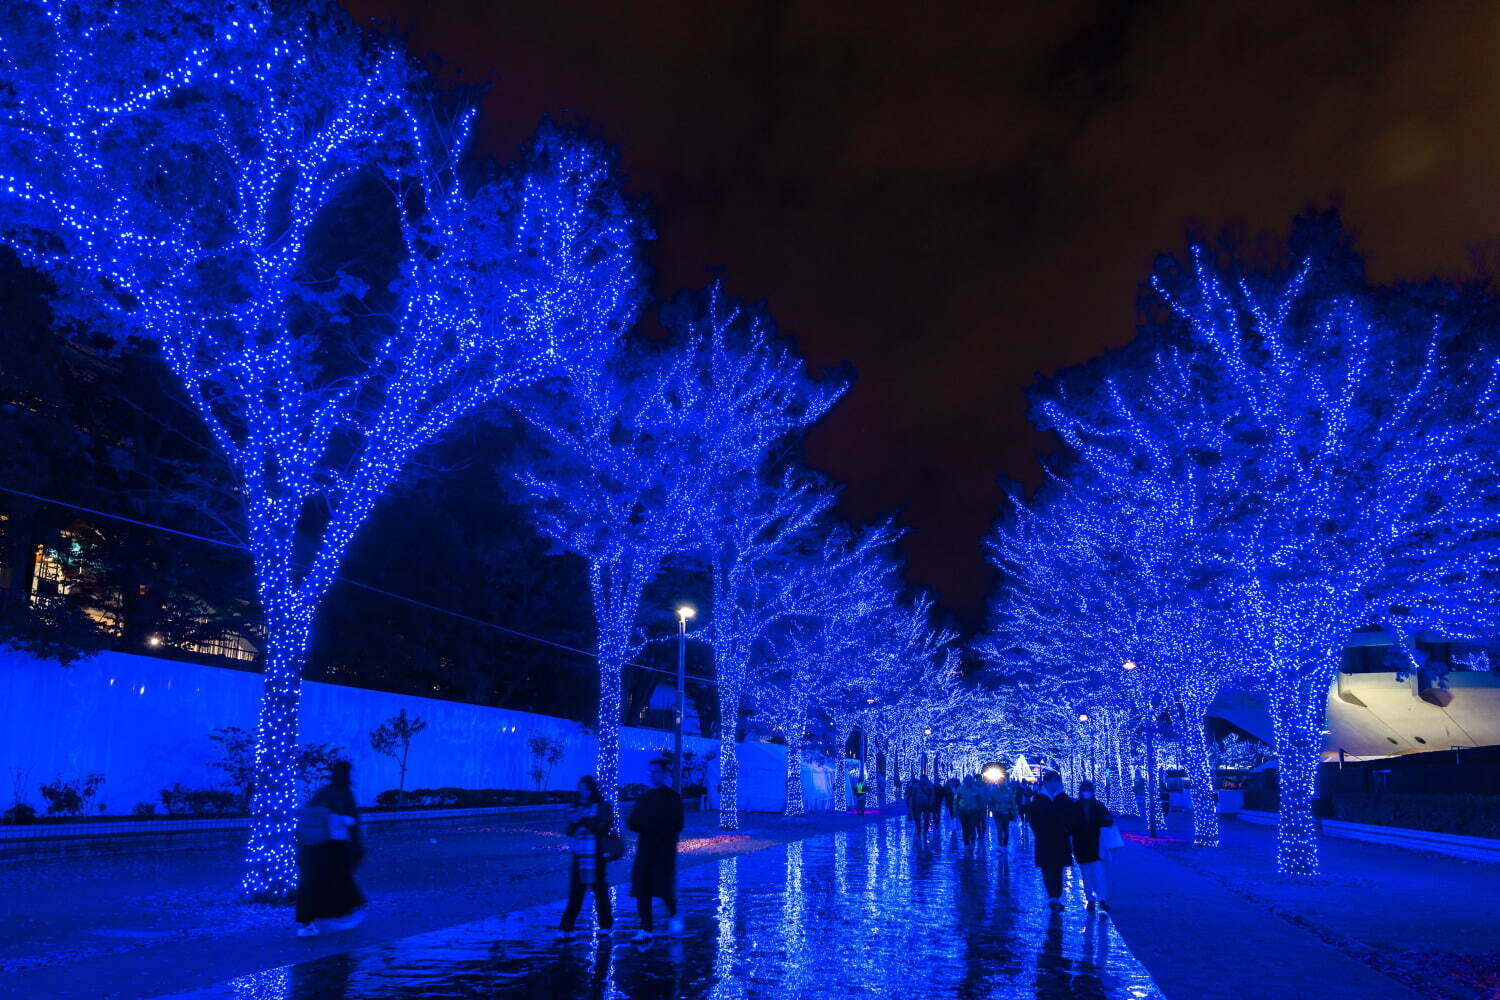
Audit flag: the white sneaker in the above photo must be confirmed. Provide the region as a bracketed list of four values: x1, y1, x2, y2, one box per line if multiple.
[631, 930, 654, 944]
[328, 908, 365, 932]
[296, 924, 319, 937]
[667, 916, 685, 935]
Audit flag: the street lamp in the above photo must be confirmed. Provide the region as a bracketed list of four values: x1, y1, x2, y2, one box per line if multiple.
[674, 605, 696, 795]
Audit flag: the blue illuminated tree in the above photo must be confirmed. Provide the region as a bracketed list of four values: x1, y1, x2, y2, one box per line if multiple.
[1011, 216, 1500, 873]
[649, 285, 843, 829]
[513, 341, 716, 807]
[1141, 227, 1500, 872]
[752, 529, 899, 816]
[0, 1, 643, 896]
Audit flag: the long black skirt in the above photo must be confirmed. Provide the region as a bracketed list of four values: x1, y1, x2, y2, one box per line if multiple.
[296, 842, 365, 923]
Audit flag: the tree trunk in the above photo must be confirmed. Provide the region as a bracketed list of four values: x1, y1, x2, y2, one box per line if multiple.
[718, 697, 741, 830]
[1269, 668, 1327, 875]
[588, 557, 642, 813]
[240, 609, 311, 900]
[1174, 691, 1221, 847]
[831, 721, 854, 813]
[1110, 723, 1133, 816]
[783, 733, 804, 817]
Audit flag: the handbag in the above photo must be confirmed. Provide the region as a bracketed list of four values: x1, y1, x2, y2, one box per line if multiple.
[296, 805, 333, 846]
[598, 829, 625, 863]
[1100, 823, 1125, 851]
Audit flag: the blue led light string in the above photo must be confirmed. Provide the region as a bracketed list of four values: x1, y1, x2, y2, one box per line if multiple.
[0, 1, 647, 896]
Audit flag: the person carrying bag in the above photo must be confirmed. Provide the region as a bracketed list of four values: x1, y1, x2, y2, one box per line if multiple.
[559, 775, 616, 937]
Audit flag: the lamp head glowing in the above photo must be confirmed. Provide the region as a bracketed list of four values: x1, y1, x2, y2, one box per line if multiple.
[1079, 713, 1090, 722]
[1122, 660, 1137, 670]
[676, 604, 696, 623]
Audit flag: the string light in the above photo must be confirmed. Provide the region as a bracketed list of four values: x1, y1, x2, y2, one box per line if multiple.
[990, 215, 1500, 874]
[0, 1, 643, 897]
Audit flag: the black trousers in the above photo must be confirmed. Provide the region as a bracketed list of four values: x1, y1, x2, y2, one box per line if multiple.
[992, 812, 1010, 845]
[1040, 865, 1065, 900]
[635, 891, 676, 931]
[561, 876, 612, 931]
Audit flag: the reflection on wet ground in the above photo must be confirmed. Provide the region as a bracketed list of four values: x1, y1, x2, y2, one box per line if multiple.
[158, 816, 1163, 1000]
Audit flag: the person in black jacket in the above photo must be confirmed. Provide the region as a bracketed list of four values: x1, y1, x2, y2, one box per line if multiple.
[1071, 779, 1115, 912]
[1027, 770, 1076, 913]
[295, 760, 365, 937]
[559, 775, 615, 936]
[626, 758, 684, 943]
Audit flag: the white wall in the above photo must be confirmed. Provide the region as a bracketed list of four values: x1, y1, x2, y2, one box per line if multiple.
[0, 649, 805, 813]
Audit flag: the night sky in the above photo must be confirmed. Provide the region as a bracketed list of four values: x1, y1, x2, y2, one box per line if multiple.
[344, 0, 1500, 628]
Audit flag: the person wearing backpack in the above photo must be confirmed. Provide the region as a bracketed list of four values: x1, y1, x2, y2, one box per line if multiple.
[559, 774, 618, 937]
[295, 759, 365, 937]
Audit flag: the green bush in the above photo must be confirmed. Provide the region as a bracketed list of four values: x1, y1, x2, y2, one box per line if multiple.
[1327, 793, 1500, 839]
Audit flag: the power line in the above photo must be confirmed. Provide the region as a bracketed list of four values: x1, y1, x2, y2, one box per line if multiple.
[0, 483, 716, 686]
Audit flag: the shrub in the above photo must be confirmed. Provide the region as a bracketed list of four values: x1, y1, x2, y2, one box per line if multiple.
[131, 802, 156, 817]
[39, 774, 104, 816]
[1326, 793, 1500, 839]
[377, 788, 574, 809]
[160, 784, 240, 817]
[619, 782, 649, 802]
[2, 803, 37, 825]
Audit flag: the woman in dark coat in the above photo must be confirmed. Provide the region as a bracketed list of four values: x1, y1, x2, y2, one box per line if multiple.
[559, 774, 615, 936]
[626, 758, 684, 942]
[1071, 779, 1115, 912]
[1027, 770, 1076, 913]
[295, 760, 365, 936]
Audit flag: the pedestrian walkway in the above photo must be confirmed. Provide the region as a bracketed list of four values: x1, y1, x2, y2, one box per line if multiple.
[154, 816, 1163, 1000]
[1107, 812, 1499, 1000]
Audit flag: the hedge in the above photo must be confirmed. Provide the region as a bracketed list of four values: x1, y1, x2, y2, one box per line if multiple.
[374, 788, 575, 809]
[1323, 793, 1500, 840]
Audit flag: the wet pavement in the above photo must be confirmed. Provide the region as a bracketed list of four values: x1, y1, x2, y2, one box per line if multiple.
[156, 817, 1163, 1000]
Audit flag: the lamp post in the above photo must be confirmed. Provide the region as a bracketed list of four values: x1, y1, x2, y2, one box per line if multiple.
[1124, 659, 1160, 837]
[674, 605, 695, 795]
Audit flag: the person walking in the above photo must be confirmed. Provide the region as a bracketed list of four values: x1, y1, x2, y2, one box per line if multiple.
[944, 777, 960, 821]
[853, 775, 869, 816]
[1015, 780, 1033, 846]
[987, 770, 1017, 849]
[559, 775, 615, 937]
[1133, 773, 1147, 818]
[956, 775, 986, 847]
[1071, 779, 1115, 913]
[1028, 770, 1076, 913]
[627, 758, 685, 943]
[295, 759, 365, 937]
[922, 776, 944, 839]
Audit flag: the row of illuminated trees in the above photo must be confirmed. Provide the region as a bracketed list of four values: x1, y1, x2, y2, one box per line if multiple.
[0, 0, 993, 899]
[982, 213, 1500, 875]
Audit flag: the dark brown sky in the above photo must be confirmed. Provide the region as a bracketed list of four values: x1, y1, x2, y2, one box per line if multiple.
[344, 0, 1500, 627]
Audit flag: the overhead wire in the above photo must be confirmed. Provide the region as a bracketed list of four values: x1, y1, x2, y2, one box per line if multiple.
[0, 483, 716, 685]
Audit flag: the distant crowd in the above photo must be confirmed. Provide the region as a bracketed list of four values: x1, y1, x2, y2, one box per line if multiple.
[287, 758, 1123, 944]
[899, 766, 1120, 913]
